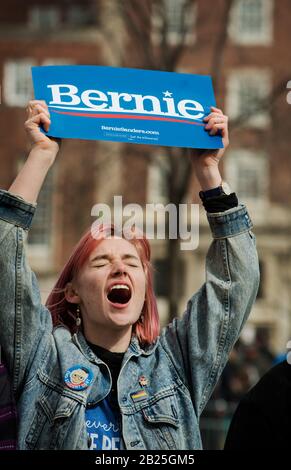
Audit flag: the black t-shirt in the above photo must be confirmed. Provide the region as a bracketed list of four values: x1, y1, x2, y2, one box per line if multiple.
[85, 342, 126, 450]
[87, 342, 124, 409]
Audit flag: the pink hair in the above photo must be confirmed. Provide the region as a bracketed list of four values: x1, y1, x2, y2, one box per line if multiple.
[46, 224, 160, 346]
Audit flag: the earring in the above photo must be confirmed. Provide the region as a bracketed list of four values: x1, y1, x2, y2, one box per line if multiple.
[76, 305, 82, 327]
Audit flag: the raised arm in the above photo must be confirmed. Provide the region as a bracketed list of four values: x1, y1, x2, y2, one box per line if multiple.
[9, 100, 59, 201]
[0, 101, 59, 394]
[160, 108, 260, 416]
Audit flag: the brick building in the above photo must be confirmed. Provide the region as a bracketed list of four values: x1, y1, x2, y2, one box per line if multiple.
[0, 0, 291, 352]
[0, 0, 104, 293]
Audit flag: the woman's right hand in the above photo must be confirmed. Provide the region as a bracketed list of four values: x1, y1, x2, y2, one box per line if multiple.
[25, 100, 60, 156]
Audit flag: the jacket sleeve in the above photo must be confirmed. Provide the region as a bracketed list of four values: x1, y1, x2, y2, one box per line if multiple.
[0, 189, 52, 395]
[160, 204, 260, 417]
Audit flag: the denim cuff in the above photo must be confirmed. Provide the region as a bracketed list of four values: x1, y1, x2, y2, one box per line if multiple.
[0, 189, 36, 230]
[207, 203, 253, 239]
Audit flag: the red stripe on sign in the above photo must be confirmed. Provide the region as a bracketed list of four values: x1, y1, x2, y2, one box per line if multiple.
[51, 110, 204, 126]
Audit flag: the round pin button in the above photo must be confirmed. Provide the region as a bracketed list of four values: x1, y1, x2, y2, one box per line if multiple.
[64, 365, 94, 391]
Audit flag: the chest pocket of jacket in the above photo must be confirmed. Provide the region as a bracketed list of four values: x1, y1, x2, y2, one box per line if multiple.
[25, 388, 81, 450]
[141, 389, 179, 450]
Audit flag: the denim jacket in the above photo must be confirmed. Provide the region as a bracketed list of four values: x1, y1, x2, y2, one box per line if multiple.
[0, 189, 259, 450]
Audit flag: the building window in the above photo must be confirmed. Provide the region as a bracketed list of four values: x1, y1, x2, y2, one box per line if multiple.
[3, 60, 35, 107]
[225, 149, 268, 203]
[226, 69, 271, 128]
[147, 155, 169, 205]
[66, 5, 95, 26]
[27, 169, 54, 247]
[152, 0, 196, 45]
[28, 6, 61, 30]
[229, 0, 273, 45]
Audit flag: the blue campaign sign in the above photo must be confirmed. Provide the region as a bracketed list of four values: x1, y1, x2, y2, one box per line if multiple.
[31, 65, 223, 149]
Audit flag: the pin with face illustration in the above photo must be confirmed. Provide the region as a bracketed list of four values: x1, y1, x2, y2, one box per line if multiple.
[64, 365, 94, 391]
[139, 375, 148, 387]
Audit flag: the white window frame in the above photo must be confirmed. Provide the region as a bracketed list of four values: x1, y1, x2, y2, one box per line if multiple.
[42, 58, 74, 66]
[225, 149, 268, 207]
[152, 0, 196, 46]
[3, 59, 36, 107]
[226, 68, 272, 128]
[228, 0, 274, 46]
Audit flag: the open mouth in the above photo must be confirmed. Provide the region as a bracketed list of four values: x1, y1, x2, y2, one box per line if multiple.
[107, 284, 132, 306]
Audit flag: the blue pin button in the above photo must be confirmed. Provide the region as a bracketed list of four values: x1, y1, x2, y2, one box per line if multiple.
[64, 365, 94, 391]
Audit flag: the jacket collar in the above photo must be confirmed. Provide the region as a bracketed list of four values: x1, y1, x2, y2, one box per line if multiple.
[73, 331, 159, 361]
[71, 331, 159, 407]
[128, 335, 159, 356]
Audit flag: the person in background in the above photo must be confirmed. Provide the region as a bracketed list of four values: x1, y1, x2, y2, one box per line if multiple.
[224, 359, 291, 449]
[0, 355, 17, 451]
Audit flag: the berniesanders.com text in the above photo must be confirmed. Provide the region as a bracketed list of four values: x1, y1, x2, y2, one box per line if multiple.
[101, 125, 159, 136]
